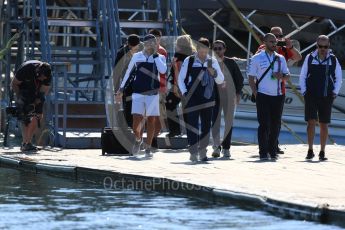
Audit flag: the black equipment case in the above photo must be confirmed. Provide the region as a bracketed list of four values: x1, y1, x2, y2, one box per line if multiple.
[101, 127, 134, 155]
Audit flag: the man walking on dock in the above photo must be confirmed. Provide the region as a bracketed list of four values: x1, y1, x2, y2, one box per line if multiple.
[248, 33, 290, 161]
[299, 35, 342, 161]
[178, 38, 224, 162]
[211, 40, 243, 159]
[116, 34, 167, 157]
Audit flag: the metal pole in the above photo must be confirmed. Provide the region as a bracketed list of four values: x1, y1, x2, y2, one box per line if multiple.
[240, 12, 265, 36]
[301, 23, 345, 54]
[285, 18, 317, 38]
[246, 30, 252, 66]
[63, 71, 67, 148]
[223, 0, 261, 44]
[108, 0, 117, 65]
[156, 0, 162, 22]
[113, 0, 122, 49]
[199, 9, 249, 54]
[176, 0, 182, 34]
[213, 25, 217, 43]
[171, 0, 178, 37]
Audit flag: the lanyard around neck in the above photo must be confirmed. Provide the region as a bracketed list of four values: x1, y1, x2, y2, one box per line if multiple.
[265, 52, 275, 70]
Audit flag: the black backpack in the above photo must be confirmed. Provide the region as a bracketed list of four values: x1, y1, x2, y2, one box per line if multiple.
[165, 55, 195, 110]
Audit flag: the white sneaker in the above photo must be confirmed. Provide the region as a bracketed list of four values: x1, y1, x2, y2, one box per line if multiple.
[212, 146, 221, 158]
[222, 149, 231, 158]
[199, 149, 208, 161]
[145, 148, 153, 158]
[189, 154, 198, 162]
[132, 138, 142, 155]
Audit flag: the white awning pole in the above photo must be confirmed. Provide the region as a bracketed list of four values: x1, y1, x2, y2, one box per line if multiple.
[301, 23, 345, 54]
[199, 9, 249, 54]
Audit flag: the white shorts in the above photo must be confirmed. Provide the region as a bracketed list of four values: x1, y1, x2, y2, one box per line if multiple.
[131, 93, 160, 116]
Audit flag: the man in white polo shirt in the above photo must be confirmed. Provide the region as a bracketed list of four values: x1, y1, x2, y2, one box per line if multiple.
[248, 33, 290, 160]
[116, 34, 167, 157]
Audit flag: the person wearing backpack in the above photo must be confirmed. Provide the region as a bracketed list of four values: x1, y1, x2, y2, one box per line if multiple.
[248, 33, 290, 161]
[299, 35, 342, 161]
[178, 37, 224, 162]
[113, 34, 142, 128]
[165, 35, 196, 137]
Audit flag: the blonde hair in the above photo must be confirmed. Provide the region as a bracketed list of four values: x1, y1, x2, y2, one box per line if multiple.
[175, 34, 196, 55]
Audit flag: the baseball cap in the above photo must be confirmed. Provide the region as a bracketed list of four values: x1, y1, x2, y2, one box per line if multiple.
[143, 34, 156, 42]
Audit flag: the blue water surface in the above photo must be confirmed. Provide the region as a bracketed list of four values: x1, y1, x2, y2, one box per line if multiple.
[0, 167, 343, 230]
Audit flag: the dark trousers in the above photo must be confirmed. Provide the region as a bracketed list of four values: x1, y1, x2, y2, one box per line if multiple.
[276, 95, 285, 149]
[166, 104, 188, 135]
[256, 93, 284, 156]
[211, 92, 235, 150]
[185, 103, 213, 155]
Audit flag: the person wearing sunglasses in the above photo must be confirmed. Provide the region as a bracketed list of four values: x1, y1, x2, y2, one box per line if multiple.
[270, 27, 302, 65]
[116, 34, 167, 157]
[299, 35, 342, 161]
[257, 27, 302, 156]
[178, 38, 224, 162]
[210, 40, 244, 159]
[248, 33, 290, 161]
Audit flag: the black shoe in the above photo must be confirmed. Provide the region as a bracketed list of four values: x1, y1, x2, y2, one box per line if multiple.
[20, 143, 26, 151]
[305, 149, 315, 160]
[270, 153, 278, 161]
[22, 143, 38, 152]
[259, 154, 269, 161]
[319, 151, 328, 161]
[200, 156, 209, 162]
[166, 132, 180, 138]
[276, 146, 284, 154]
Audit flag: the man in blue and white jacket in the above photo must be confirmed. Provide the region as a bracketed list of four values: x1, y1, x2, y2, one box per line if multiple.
[116, 34, 167, 157]
[178, 37, 224, 162]
[299, 35, 342, 161]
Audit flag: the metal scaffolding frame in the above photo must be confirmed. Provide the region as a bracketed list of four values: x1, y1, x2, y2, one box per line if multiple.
[1, 0, 182, 148]
[117, 0, 181, 38]
[199, 8, 345, 59]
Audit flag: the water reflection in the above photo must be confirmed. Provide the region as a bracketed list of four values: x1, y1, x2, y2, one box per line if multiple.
[0, 168, 342, 230]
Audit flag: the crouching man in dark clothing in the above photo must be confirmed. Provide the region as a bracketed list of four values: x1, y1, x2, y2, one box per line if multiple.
[11, 61, 52, 152]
